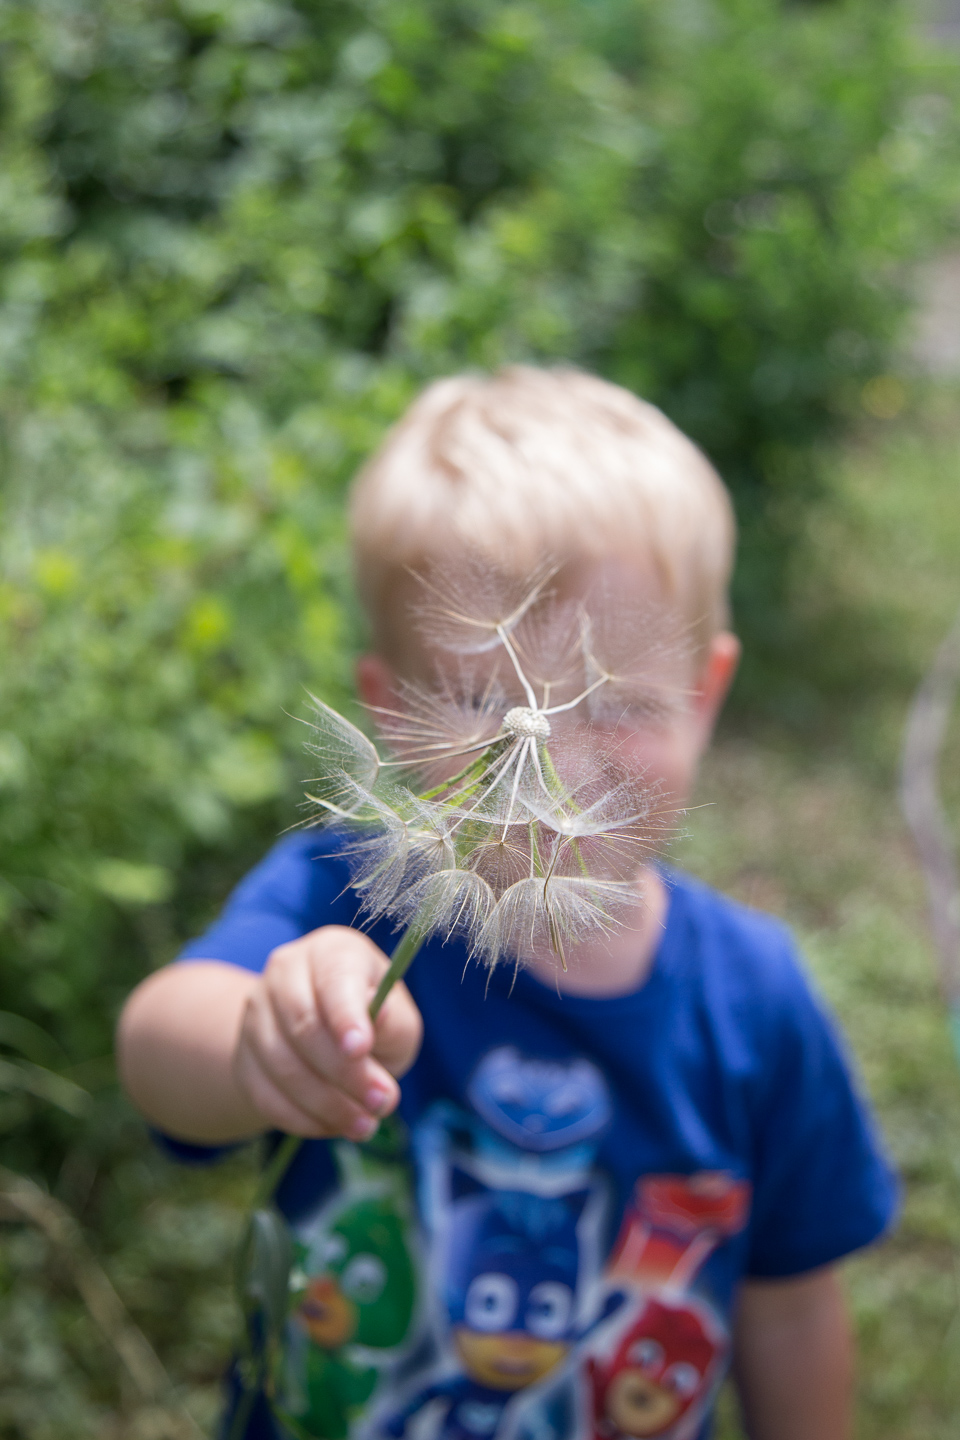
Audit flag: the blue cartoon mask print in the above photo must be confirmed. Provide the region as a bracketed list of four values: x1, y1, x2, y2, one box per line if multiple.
[446, 1184, 589, 1381]
[467, 1049, 612, 1153]
[379, 1182, 592, 1440]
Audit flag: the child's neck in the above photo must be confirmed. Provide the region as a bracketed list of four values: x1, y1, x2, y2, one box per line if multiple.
[524, 865, 667, 998]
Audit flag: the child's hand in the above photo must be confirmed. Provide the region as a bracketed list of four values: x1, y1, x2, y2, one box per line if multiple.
[233, 926, 423, 1142]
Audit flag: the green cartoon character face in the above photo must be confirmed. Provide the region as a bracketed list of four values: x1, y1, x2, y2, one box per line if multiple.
[277, 1124, 421, 1440]
[295, 1196, 416, 1351]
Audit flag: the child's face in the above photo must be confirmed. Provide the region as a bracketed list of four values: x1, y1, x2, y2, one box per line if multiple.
[358, 557, 739, 822]
[590, 636, 740, 819]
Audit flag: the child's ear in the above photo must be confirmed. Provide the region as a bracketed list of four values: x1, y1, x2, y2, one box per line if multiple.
[356, 653, 399, 711]
[693, 631, 740, 741]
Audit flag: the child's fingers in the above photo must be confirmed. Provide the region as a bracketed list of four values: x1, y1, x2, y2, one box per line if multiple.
[241, 1046, 381, 1141]
[306, 925, 388, 1056]
[264, 928, 374, 1060]
[263, 929, 401, 1112]
[234, 1057, 335, 1139]
[308, 939, 422, 1088]
[236, 990, 387, 1139]
[299, 929, 422, 1077]
[265, 927, 380, 1054]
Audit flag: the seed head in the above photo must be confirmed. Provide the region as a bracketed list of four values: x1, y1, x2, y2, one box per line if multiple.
[304, 562, 678, 972]
[501, 707, 551, 742]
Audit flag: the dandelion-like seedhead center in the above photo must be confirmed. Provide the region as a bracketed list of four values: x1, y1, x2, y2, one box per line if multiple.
[500, 707, 552, 742]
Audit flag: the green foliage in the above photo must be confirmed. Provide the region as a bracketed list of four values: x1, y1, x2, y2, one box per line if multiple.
[0, 400, 354, 1165]
[0, 5, 958, 1423]
[1, 0, 957, 1155]
[3, 1, 957, 458]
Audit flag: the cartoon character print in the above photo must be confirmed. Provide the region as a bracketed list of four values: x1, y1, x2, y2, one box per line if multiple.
[606, 1173, 751, 1293]
[581, 1173, 751, 1440]
[381, 1183, 593, 1440]
[467, 1048, 612, 1172]
[587, 1296, 724, 1440]
[382, 1050, 615, 1440]
[415, 1049, 612, 1251]
[332, 1047, 753, 1440]
[276, 1123, 420, 1440]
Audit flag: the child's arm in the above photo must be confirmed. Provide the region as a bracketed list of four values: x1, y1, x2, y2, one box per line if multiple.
[116, 926, 423, 1145]
[733, 1265, 853, 1440]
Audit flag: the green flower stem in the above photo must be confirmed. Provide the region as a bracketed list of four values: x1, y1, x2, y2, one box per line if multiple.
[252, 1132, 302, 1209]
[369, 919, 427, 1019]
[419, 749, 494, 801]
[538, 742, 568, 800]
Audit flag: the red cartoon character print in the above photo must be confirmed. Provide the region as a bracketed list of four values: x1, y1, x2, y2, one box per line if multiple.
[581, 1173, 750, 1440]
[587, 1294, 725, 1440]
[607, 1173, 751, 1292]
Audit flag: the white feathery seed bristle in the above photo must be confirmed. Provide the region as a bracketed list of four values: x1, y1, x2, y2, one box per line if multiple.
[304, 564, 677, 969]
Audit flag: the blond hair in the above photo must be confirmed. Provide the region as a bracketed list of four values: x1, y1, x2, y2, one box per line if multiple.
[350, 366, 735, 663]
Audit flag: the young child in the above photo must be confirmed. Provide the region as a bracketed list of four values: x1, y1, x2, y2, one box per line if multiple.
[118, 367, 897, 1440]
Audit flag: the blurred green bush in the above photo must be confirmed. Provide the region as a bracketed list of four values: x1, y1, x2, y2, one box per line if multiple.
[0, 0, 957, 1170]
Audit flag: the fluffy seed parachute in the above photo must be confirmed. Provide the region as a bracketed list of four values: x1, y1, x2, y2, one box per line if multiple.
[303, 562, 684, 1001]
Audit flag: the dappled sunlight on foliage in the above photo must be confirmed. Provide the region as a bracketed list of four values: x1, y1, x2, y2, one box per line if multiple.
[0, 1, 959, 1433]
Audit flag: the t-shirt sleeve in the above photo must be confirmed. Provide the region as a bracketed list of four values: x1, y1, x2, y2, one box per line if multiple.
[745, 947, 900, 1278]
[177, 829, 361, 973]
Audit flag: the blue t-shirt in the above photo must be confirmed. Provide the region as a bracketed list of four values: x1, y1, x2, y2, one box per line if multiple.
[175, 828, 897, 1440]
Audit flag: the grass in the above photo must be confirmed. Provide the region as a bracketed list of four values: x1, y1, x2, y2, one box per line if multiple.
[3, 387, 960, 1437]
